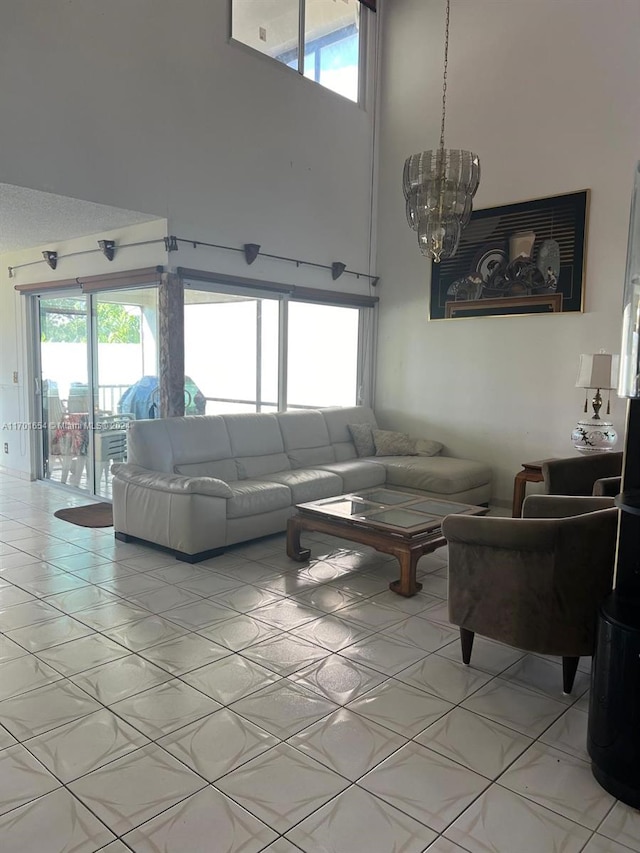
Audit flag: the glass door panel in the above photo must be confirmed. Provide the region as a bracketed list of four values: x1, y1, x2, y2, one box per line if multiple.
[92, 288, 159, 499]
[286, 301, 359, 408]
[38, 293, 92, 491]
[184, 290, 280, 413]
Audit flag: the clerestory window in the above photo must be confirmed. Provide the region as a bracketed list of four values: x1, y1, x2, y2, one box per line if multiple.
[231, 0, 373, 103]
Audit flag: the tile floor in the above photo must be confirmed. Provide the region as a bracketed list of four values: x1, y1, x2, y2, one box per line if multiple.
[0, 472, 638, 853]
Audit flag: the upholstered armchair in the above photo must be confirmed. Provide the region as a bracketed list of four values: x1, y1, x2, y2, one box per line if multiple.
[592, 476, 622, 497]
[542, 453, 622, 498]
[442, 495, 618, 693]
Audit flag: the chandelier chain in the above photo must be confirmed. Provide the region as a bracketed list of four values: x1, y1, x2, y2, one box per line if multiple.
[402, 0, 479, 263]
[439, 0, 450, 153]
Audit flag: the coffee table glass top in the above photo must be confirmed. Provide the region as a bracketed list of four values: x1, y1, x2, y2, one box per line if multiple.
[297, 488, 482, 536]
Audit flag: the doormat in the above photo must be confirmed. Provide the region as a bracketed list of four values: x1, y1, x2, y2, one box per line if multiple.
[54, 503, 113, 528]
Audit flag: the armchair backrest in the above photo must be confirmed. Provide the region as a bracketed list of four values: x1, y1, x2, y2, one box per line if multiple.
[444, 503, 618, 657]
[542, 453, 623, 496]
[522, 494, 615, 518]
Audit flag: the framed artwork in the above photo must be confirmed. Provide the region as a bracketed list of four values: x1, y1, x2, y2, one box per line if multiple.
[429, 189, 589, 320]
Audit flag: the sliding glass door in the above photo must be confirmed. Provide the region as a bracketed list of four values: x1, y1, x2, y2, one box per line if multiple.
[35, 287, 158, 499]
[92, 288, 158, 497]
[38, 292, 92, 492]
[287, 301, 360, 409]
[184, 289, 280, 413]
[33, 273, 370, 495]
[184, 280, 370, 414]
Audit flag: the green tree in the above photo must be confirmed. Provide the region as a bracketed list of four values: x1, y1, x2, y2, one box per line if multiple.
[41, 299, 141, 343]
[96, 303, 141, 344]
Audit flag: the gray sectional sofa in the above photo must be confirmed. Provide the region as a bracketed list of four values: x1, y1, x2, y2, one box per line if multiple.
[111, 406, 492, 561]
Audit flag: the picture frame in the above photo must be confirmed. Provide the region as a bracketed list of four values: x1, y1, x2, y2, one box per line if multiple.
[429, 189, 589, 320]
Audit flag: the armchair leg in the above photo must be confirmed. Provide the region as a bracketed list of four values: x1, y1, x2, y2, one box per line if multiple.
[562, 656, 580, 694]
[460, 628, 475, 665]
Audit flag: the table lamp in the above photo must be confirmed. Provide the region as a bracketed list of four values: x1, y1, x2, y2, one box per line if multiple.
[571, 351, 619, 452]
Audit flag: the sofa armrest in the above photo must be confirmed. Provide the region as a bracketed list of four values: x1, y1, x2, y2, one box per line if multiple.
[111, 463, 233, 498]
[522, 494, 615, 519]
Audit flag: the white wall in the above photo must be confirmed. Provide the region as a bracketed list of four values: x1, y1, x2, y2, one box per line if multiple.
[376, 0, 640, 504]
[0, 220, 167, 477]
[0, 0, 377, 275]
[0, 0, 380, 479]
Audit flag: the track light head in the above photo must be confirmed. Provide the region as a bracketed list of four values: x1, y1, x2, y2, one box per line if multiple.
[243, 243, 261, 265]
[42, 251, 57, 270]
[98, 239, 115, 261]
[331, 262, 347, 280]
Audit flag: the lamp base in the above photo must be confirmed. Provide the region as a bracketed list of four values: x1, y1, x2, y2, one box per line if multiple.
[571, 418, 618, 453]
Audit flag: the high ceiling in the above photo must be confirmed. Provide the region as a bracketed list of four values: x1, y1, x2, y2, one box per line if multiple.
[0, 183, 158, 255]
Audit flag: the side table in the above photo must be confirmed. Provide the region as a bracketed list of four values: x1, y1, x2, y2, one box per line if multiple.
[512, 459, 556, 517]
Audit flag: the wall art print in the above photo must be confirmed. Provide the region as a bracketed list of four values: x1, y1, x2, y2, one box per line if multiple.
[429, 190, 589, 320]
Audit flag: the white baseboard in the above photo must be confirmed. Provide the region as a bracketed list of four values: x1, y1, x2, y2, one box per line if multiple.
[0, 465, 34, 481]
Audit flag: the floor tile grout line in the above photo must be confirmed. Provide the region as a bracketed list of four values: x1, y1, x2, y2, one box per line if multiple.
[1, 479, 633, 853]
[9, 716, 213, 842]
[0, 654, 588, 840]
[0, 593, 587, 705]
[0, 607, 582, 744]
[488, 776, 613, 833]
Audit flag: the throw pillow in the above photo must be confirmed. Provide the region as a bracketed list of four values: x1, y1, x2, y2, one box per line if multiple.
[373, 429, 417, 456]
[348, 423, 376, 457]
[415, 438, 443, 456]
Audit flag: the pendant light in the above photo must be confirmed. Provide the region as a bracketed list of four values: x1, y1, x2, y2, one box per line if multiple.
[403, 0, 480, 263]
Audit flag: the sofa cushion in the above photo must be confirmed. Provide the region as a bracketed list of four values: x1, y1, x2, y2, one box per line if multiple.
[332, 443, 358, 463]
[373, 429, 417, 456]
[415, 438, 444, 457]
[221, 413, 290, 479]
[174, 459, 238, 482]
[226, 480, 291, 518]
[277, 410, 330, 449]
[321, 406, 378, 462]
[235, 453, 291, 479]
[288, 446, 336, 468]
[262, 469, 343, 504]
[276, 410, 335, 468]
[316, 460, 386, 492]
[128, 415, 233, 474]
[348, 423, 376, 457]
[223, 413, 285, 457]
[379, 456, 491, 496]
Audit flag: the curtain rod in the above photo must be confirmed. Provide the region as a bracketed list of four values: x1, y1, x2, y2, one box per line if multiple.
[8, 234, 380, 287]
[171, 236, 379, 286]
[7, 238, 166, 278]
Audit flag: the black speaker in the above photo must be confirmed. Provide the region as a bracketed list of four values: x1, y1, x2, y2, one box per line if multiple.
[588, 594, 640, 807]
[588, 162, 640, 808]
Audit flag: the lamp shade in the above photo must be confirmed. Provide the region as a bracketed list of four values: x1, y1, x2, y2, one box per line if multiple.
[576, 353, 620, 390]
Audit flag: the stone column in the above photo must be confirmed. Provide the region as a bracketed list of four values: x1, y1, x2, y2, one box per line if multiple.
[158, 272, 185, 418]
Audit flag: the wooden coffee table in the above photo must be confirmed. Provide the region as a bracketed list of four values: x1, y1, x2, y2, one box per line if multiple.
[286, 488, 488, 597]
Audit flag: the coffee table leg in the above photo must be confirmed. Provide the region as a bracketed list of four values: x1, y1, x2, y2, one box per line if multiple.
[286, 517, 311, 561]
[389, 548, 423, 597]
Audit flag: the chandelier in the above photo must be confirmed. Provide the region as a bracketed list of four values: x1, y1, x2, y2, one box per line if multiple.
[403, 0, 480, 263]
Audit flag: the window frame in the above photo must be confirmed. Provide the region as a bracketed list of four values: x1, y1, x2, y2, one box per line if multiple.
[229, 0, 370, 106]
[181, 269, 376, 413]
